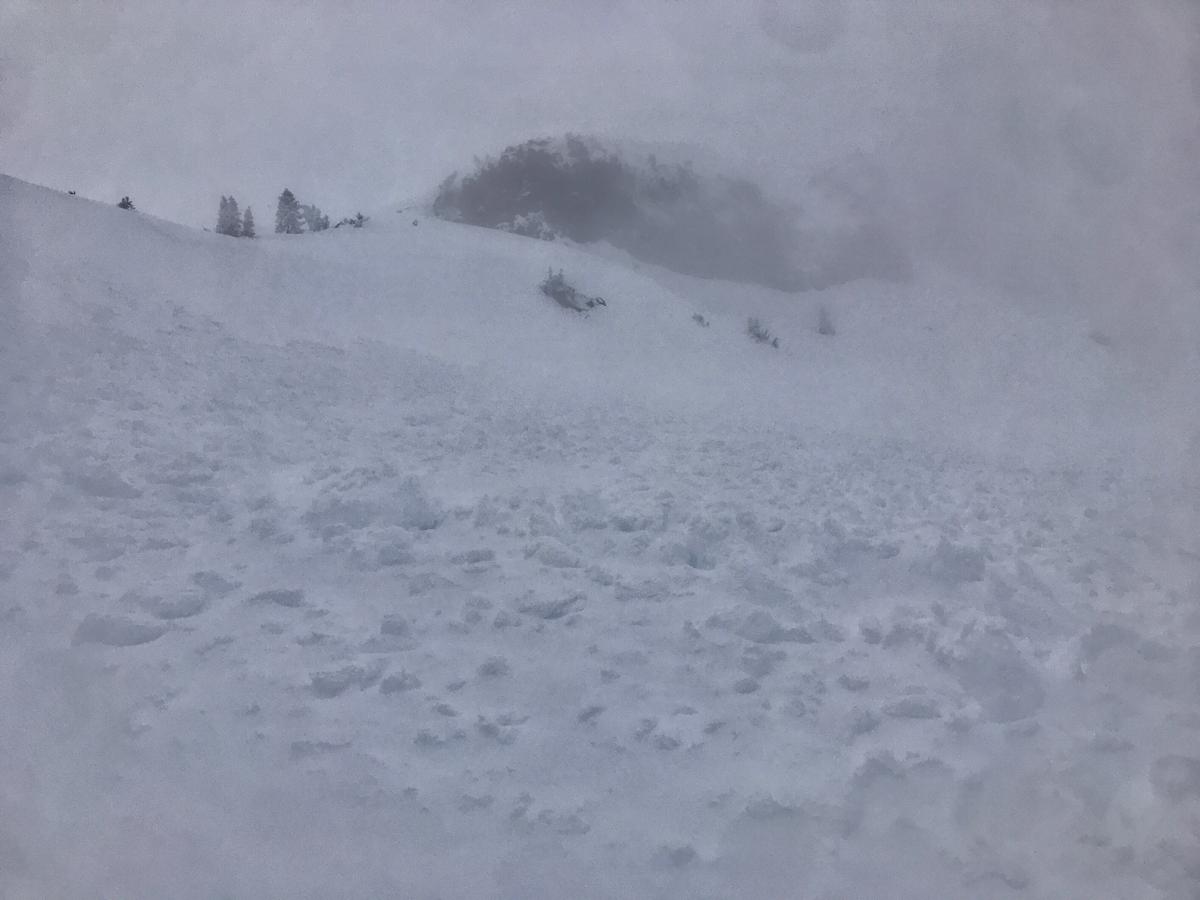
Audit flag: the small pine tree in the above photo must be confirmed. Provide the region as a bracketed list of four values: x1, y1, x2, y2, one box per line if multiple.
[117, 196, 134, 210]
[241, 206, 256, 238]
[217, 195, 242, 236]
[275, 188, 303, 234]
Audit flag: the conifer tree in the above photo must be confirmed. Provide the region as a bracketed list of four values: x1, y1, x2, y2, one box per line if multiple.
[275, 188, 303, 234]
[301, 204, 329, 232]
[241, 206, 256, 238]
[217, 195, 242, 236]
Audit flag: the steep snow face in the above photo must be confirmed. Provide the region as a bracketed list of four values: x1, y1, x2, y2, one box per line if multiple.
[1, 176, 1199, 899]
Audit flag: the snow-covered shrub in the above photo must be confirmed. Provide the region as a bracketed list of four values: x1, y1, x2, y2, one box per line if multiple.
[539, 269, 606, 312]
[818, 304, 835, 336]
[747, 317, 779, 348]
[335, 213, 368, 229]
[692, 313, 710, 327]
[117, 196, 134, 210]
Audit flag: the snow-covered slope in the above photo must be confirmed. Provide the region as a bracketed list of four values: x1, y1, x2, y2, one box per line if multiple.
[2, 174, 1198, 899]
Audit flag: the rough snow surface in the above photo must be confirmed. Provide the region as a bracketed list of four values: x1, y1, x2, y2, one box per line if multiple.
[2, 176, 1199, 898]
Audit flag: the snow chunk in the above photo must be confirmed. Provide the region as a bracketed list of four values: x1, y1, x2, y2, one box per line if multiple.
[248, 588, 305, 608]
[380, 671, 422, 694]
[950, 632, 1045, 723]
[733, 609, 815, 644]
[476, 656, 511, 678]
[883, 696, 941, 719]
[838, 674, 870, 692]
[517, 591, 584, 620]
[72, 614, 167, 647]
[0, 467, 27, 486]
[289, 740, 351, 760]
[303, 495, 378, 537]
[733, 677, 761, 694]
[658, 845, 697, 867]
[927, 538, 987, 585]
[379, 615, 410, 637]
[739, 645, 786, 678]
[394, 476, 443, 531]
[377, 542, 416, 566]
[526, 541, 582, 569]
[190, 571, 241, 596]
[309, 662, 386, 698]
[577, 704, 605, 723]
[66, 466, 143, 499]
[849, 709, 881, 736]
[145, 593, 208, 620]
[560, 491, 609, 530]
[449, 548, 495, 565]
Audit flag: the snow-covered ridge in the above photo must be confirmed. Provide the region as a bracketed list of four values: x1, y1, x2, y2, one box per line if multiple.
[4, 174, 1189, 473]
[2, 173, 1198, 899]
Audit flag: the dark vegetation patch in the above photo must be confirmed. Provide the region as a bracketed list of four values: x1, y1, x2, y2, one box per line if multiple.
[435, 136, 807, 291]
[433, 135, 912, 292]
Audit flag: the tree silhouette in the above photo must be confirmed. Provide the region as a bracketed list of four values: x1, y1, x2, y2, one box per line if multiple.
[275, 189, 303, 234]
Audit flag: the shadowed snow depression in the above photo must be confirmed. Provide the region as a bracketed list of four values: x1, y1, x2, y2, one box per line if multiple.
[1, 2, 1199, 898]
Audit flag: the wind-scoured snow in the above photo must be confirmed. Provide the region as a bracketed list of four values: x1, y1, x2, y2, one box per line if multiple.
[1, 175, 1198, 898]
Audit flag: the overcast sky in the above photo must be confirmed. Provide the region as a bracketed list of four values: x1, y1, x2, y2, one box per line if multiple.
[1, 0, 910, 225]
[2, 0, 1199, 333]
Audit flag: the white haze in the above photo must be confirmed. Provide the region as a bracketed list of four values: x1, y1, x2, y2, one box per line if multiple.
[2, 2, 1200, 898]
[3, 2, 1199, 304]
[4, 1, 1197, 447]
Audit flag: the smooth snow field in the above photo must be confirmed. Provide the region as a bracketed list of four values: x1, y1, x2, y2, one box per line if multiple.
[2, 174, 1199, 899]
